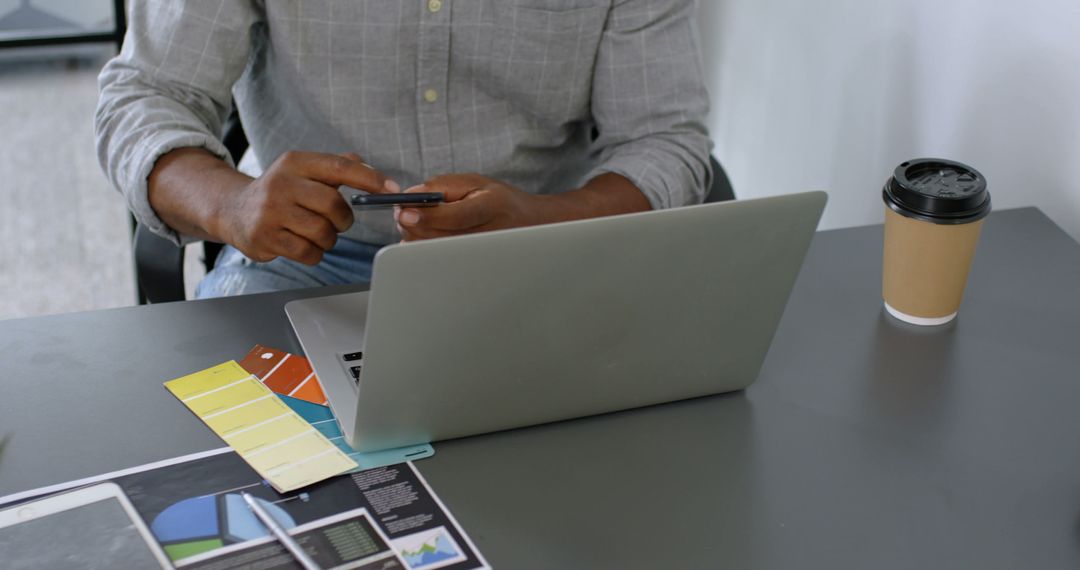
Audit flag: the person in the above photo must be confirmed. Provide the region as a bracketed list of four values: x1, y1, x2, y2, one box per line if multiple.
[96, 0, 712, 298]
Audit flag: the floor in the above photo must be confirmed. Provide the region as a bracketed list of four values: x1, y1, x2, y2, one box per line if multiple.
[0, 50, 137, 320]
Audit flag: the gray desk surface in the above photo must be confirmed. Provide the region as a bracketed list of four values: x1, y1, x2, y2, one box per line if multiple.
[2, 207, 1079, 568]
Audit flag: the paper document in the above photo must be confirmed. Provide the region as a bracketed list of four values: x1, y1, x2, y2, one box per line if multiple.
[175, 507, 406, 569]
[0, 450, 490, 569]
[164, 361, 357, 492]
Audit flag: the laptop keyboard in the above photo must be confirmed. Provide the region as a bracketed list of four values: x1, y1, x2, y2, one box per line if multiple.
[339, 350, 363, 385]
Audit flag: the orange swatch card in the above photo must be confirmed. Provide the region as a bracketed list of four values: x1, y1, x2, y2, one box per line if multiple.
[239, 345, 328, 406]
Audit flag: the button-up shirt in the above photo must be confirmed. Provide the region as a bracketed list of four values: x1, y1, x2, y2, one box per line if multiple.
[96, 0, 712, 246]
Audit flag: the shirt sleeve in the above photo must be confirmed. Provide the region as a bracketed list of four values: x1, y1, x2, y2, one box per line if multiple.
[584, 0, 713, 209]
[95, 0, 261, 245]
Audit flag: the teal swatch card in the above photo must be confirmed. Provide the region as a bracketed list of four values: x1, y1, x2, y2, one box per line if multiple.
[279, 394, 435, 470]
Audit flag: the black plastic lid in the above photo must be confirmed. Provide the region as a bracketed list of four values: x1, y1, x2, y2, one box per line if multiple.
[882, 158, 990, 224]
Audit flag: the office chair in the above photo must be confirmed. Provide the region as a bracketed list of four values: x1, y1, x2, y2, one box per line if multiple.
[703, 155, 735, 204]
[133, 122, 735, 303]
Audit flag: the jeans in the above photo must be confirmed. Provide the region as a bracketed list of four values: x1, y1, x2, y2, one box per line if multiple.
[195, 237, 382, 299]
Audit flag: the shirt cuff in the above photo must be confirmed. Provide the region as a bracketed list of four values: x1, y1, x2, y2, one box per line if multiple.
[121, 131, 233, 247]
[582, 148, 707, 211]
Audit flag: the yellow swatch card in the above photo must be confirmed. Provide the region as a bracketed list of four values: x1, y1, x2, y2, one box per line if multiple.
[164, 361, 358, 492]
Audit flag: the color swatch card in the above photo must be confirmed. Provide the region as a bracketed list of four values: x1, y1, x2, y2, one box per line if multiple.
[238, 344, 327, 405]
[238, 344, 436, 470]
[277, 393, 435, 470]
[164, 361, 357, 492]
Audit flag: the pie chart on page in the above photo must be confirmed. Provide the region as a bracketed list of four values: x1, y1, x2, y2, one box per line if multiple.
[150, 493, 297, 561]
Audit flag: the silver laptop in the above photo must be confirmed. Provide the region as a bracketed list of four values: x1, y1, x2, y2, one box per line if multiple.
[286, 191, 827, 452]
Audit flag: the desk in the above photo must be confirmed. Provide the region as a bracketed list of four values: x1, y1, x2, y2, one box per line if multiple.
[2, 207, 1079, 568]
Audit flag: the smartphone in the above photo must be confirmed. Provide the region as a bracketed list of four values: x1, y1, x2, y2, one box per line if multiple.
[351, 192, 444, 209]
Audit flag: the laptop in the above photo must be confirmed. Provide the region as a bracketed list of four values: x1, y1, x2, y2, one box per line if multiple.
[286, 191, 827, 452]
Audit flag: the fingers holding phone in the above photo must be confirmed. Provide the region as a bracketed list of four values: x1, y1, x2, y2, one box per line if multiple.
[223, 151, 397, 265]
[393, 176, 481, 241]
[394, 174, 548, 242]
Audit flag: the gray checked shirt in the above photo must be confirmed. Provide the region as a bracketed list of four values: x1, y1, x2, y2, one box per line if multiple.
[96, 0, 712, 246]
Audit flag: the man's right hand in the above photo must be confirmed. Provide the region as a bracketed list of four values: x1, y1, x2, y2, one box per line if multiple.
[221, 151, 397, 265]
[148, 148, 399, 266]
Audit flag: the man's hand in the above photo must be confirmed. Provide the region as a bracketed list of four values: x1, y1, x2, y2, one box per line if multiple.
[395, 172, 652, 242]
[149, 148, 398, 265]
[220, 151, 396, 265]
[395, 174, 546, 241]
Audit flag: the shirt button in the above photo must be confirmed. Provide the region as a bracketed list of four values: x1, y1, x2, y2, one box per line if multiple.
[423, 88, 438, 103]
[428, 0, 442, 13]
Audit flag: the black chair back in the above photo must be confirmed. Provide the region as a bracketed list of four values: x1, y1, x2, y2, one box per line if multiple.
[705, 155, 736, 203]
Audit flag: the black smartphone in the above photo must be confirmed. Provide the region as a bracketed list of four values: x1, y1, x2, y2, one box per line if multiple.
[350, 192, 444, 209]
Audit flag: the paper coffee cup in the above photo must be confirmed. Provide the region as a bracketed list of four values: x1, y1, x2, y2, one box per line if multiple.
[882, 159, 991, 325]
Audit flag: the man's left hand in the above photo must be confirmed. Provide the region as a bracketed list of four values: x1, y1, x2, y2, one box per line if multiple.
[395, 174, 549, 241]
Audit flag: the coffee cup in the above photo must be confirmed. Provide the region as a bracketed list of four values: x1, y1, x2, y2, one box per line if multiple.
[882, 159, 991, 325]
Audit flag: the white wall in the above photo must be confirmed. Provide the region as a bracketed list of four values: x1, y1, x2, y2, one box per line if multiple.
[697, 0, 1080, 240]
